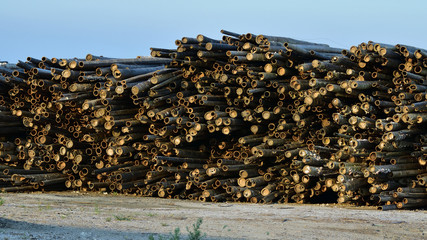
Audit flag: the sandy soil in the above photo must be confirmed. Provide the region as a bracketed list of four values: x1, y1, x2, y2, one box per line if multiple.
[0, 192, 425, 240]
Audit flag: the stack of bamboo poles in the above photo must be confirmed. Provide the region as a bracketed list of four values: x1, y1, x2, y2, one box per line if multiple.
[0, 30, 426, 210]
[0, 55, 170, 191]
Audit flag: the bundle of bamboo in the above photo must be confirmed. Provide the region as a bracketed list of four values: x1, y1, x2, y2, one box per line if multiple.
[0, 30, 425, 210]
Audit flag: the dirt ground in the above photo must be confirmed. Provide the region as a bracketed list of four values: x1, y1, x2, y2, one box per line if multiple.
[0, 192, 425, 240]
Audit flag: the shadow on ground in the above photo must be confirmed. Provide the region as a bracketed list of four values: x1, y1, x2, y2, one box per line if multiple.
[0, 217, 237, 240]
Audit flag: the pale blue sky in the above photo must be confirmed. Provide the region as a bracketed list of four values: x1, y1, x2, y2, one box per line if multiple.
[1, 0, 426, 62]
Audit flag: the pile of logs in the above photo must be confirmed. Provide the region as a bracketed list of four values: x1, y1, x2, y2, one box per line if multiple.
[0, 30, 426, 210]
